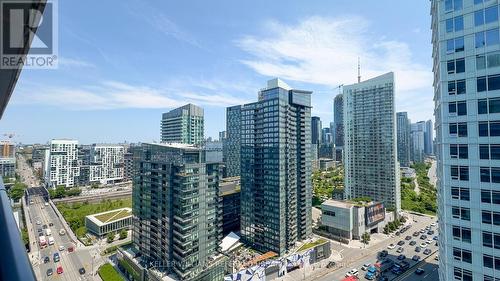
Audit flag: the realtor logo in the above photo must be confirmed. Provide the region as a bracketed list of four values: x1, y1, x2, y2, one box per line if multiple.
[1, 0, 58, 69]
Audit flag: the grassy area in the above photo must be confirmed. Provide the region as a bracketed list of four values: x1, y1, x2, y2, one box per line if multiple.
[94, 209, 131, 223]
[297, 238, 327, 252]
[56, 198, 132, 238]
[401, 162, 437, 215]
[98, 263, 124, 281]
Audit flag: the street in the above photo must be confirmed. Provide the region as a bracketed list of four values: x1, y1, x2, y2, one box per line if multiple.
[299, 214, 438, 281]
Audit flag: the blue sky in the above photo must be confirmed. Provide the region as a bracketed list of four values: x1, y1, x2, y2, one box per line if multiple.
[2, 0, 432, 144]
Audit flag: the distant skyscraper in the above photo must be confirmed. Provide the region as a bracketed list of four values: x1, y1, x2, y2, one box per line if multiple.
[311, 116, 322, 145]
[333, 94, 344, 147]
[240, 78, 312, 256]
[224, 105, 241, 177]
[410, 121, 426, 163]
[424, 120, 433, 155]
[161, 104, 204, 145]
[45, 139, 80, 188]
[219, 130, 227, 142]
[396, 112, 411, 167]
[321, 127, 332, 144]
[132, 143, 225, 281]
[344, 72, 400, 212]
[205, 140, 223, 163]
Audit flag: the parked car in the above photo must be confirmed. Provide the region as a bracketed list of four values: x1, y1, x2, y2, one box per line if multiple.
[415, 246, 421, 252]
[413, 231, 419, 237]
[42, 224, 47, 229]
[46, 269, 53, 276]
[49, 222, 54, 227]
[426, 239, 433, 244]
[43, 256, 50, 263]
[405, 236, 412, 241]
[387, 244, 396, 249]
[345, 268, 359, 277]
[379, 250, 388, 258]
[397, 254, 406, 261]
[56, 266, 63, 274]
[424, 249, 432, 255]
[420, 243, 427, 248]
[361, 263, 371, 271]
[59, 245, 65, 251]
[409, 240, 416, 246]
[420, 235, 427, 240]
[79, 268, 86, 275]
[396, 247, 404, 253]
[397, 240, 405, 246]
[433, 236, 438, 241]
[53, 253, 60, 262]
[395, 231, 400, 236]
[412, 255, 420, 261]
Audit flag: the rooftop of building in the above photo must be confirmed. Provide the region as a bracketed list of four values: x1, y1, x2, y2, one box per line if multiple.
[147, 142, 200, 150]
[322, 199, 355, 209]
[86, 207, 132, 226]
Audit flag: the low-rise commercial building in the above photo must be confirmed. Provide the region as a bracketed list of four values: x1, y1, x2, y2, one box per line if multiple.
[85, 207, 132, 237]
[320, 200, 393, 240]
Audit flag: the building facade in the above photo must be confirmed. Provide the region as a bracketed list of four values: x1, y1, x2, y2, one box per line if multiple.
[334, 94, 344, 148]
[343, 73, 401, 212]
[396, 112, 411, 167]
[224, 105, 242, 177]
[44, 139, 80, 188]
[161, 104, 204, 145]
[431, 1, 500, 280]
[425, 119, 434, 155]
[0, 141, 15, 178]
[219, 177, 241, 236]
[89, 144, 125, 184]
[311, 116, 322, 145]
[85, 207, 132, 237]
[239, 78, 312, 256]
[132, 143, 222, 280]
[411, 121, 426, 163]
[205, 140, 223, 163]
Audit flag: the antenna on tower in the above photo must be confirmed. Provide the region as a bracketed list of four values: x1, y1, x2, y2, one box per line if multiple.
[357, 57, 361, 83]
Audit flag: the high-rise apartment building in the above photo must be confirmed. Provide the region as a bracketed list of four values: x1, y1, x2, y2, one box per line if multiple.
[431, 1, 500, 280]
[411, 121, 426, 163]
[396, 112, 411, 167]
[311, 116, 322, 145]
[343, 72, 400, 212]
[161, 104, 204, 145]
[44, 139, 80, 188]
[89, 144, 125, 184]
[333, 93, 344, 148]
[132, 143, 224, 281]
[224, 105, 241, 177]
[239, 78, 312, 256]
[425, 119, 434, 155]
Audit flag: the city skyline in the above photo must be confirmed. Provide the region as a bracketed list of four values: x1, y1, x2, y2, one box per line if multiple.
[1, 0, 433, 144]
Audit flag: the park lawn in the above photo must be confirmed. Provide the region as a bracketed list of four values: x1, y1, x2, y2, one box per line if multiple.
[401, 162, 437, 215]
[56, 198, 132, 238]
[94, 208, 131, 223]
[98, 263, 124, 281]
[298, 238, 327, 252]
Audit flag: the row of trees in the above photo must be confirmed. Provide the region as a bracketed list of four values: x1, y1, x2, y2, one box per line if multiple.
[401, 162, 437, 215]
[383, 216, 407, 234]
[7, 181, 27, 201]
[48, 185, 82, 199]
[107, 229, 128, 243]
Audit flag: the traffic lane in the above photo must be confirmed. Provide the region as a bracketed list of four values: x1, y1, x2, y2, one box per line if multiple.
[397, 252, 438, 281]
[313, 217, 436, 281]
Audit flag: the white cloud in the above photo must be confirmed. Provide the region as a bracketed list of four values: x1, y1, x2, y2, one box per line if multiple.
[236, 16, 433, 121]
[12, 80, 249, 110]
[58, 57, 95, 68]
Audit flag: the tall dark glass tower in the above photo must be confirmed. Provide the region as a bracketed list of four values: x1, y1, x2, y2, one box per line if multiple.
[240, 78, 312, 256]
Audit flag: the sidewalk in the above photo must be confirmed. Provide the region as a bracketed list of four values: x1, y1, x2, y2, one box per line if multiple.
[22, 197, 42, 281]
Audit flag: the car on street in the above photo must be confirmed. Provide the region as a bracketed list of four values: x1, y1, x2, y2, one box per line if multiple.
[387, 244, 396, 249]
[420, 242, 427, 248]
[79, 268, 86, 275]
[405, 236, 412, 240]
[44, 202, 49, 206]
[46, 269, 53, 276]
[42, 224, 47, 229]
[59, 229, 66, 236]
[413, 231, 419, 237]
[415, 268, 425, 275]
[56, 266, 63, 274]
[409, 240, 416, 246]
[419, 229, 425, 234]
[396, 247, 404, 253]
[426, 239, 433, 244]
[49, 222, 54, 227]
[397, 254, 406, 260]
[326, 261, 336, 268]
[424, 249, 432, 255]
[433, 236, 438, 240]
[415, 246, 421, 252]
[37, 228, 42, 233]
[38, 232, 43, 237]
[59, 245, 65, 251]
[412, 255, 420, 261]
[36, 221, 41, 225]
[44, 256, 50, 263]
[68, 246, 74, 252]
[397, 240, 405, 246]
[427, 230, 435, 235]
[420, 235, 427, 240]
[345, 268, 359, 277]
[361, 263, 371, 271]
[395, 231, 400, 236]
[431, 222, 437, 227]
[379, 276, 389, 281]
[379, 250, 388, 258]
[53, 253, 60, 262]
